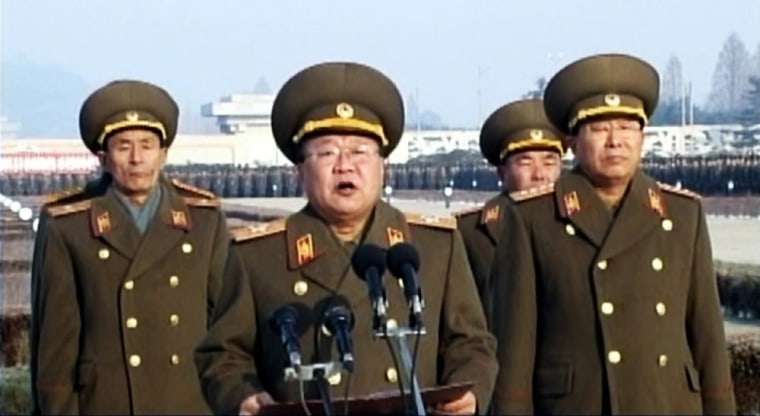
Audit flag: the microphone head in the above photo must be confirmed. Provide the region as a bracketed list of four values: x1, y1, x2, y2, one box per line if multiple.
[387, 242, 421, 278]
[269, 303, 312, 335]
[316, 295, 355, 332]
[351, 243, 387, 281]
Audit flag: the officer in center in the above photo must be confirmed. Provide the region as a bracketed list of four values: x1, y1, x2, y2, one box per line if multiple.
[195, 61, 497, 415]
[455, 98, 564, 328]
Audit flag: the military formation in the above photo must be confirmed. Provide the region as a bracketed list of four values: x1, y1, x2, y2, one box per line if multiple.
[21, 51, 749, 416]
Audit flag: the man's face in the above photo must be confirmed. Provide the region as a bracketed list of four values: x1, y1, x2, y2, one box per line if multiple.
[569, 116, 644, 186]
[297, 134, 384, 224]
[97, 129, 166, 197]
[498, 149, 562, 192]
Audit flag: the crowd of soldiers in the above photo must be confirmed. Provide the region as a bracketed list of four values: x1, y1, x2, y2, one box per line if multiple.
[1, 153, 759, 198]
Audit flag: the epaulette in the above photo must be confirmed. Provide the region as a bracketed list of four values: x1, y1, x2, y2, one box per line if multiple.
[171, 178, 216, 199]
[183, 196, 221, 208]
[231, 218, 286, 242]
[658, 182, 701, 200]
[510, 183, 555, 202]
[46, 199, 92, 218]
[44, 186, 84, 205]
[452, 205, 482, 218]
[404, 212, 457, 230]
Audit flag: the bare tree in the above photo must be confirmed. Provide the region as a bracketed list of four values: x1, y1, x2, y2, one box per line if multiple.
[661, 54, 684, 105]
[750, 42, 760, 78]
[707, 33, 751, 115]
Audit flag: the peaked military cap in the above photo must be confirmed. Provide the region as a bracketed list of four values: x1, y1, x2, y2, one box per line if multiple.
[543, 53, 660, 135]
[271, 61, 405, 164]
[480, 98, 564, 166]
[79, 80, 179, 153]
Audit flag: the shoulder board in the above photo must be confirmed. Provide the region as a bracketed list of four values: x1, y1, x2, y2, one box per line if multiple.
[46, 199, 92, 217]
[171, 178, 216, 199]
[657, 182, 701, 200]
[510, 183, 555, 202]
[183, 196, 221, 208]
[44, 186, 84, 204]
[231, 218, 286, 242]
[452, 205, 482, 218]
[404, 212, 457, 230]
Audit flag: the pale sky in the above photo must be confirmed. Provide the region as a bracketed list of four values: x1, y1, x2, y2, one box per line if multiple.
[3, 0, 760, 128]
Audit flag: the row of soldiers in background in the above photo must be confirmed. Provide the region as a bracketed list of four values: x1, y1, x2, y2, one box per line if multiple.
[1, 153, 760, 198]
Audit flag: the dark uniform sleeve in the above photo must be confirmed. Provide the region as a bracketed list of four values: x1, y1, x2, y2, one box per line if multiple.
[206, 210, 232, 323]
[686, 204, 736, 415]
[194, 244, 263, 415]
[491, 204, 537, 415]
[29, 211, 81, 415]
[438, 229, 498, 414]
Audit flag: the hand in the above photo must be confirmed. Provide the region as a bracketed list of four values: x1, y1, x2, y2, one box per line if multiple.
[431, 390, 477, 415]
[239, 392, 275, 415]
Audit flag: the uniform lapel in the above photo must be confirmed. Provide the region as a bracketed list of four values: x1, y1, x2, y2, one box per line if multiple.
[125, 182, 192, 281]
[480, 193, 508, 245]
[89, 189, 142, 259]
[286, 206, 344, 293]
[554, 170, 612, 248]
[598, 172, 665, 260]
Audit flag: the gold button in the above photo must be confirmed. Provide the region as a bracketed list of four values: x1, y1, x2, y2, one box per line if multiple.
[385, 367, 398, 383]
[661, 219, 673, 231]
[597, 260, 608, 270]
[170, 354, 180, 365]
[608, 350, 621, 364]
[327, 372, 342, 385]
[98, 248, 110, 260]
[658, 354, 668, 367]
[181, 243, 192, 253]
[386, 319, 398, 330]
[169, 314, 180, 326]
[169, 275, 179, 288]
[124, 280, 135, 290]
[601, 302, 614, 315]
[656, 302, 666, 316]
[651, 257, 663, 271]
[293, 280, 308, 296]
[565, 224, 576, 236]
[126, 317, 138, 328]
[129, 354, 141, 367]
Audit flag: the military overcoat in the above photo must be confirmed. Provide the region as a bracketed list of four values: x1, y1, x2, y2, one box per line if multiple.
[30, 175, 230, 415]
[195, 201, 498, 415]
[491, 169, 736, 415]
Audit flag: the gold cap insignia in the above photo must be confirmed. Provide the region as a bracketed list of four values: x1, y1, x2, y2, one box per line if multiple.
[530, 129, 544, 140]
[296, 234, 315, 266]
[125, 111, 140, 122]
[563, 191, 581, 216]
[386, 227, 405, 246]
[335, 102, 354, 119]
[604, 94, 621, 107]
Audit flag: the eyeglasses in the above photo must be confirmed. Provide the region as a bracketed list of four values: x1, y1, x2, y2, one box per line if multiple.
[304, 143, 380, 165]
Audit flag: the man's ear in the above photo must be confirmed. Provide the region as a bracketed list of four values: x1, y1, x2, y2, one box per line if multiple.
[96, 150, 108, 169]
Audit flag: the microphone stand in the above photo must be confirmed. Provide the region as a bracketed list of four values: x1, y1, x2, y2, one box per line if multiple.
[284, 362, 344, 416]
[373, 320, 427, 416]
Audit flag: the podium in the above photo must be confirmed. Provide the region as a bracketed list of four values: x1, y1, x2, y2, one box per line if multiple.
[258, 381, 473, 416]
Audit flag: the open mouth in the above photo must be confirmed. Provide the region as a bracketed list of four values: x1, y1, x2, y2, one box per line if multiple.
[336, 181, 357, 194]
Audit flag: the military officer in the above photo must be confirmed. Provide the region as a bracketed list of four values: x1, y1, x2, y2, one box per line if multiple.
[454, 98, 564, 327]
[491, 53, 736, 415]
[30, 80, 231, 415]
[195, 62, 497, 416]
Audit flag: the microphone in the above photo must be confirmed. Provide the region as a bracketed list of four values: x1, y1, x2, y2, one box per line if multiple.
[351, 243, 389, 331]
[387, 242, 424, 329]
[269, 303, 311, 369]
[319, 296, 356, 373]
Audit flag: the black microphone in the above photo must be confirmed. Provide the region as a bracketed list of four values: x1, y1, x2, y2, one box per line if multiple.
[387, 242, 424, 329]
[351, 243, 389, 331]
[320, 296, 356, 373]
[269, 303, 311, 368]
